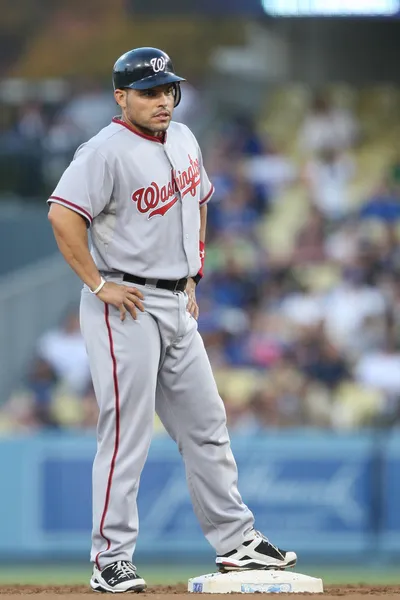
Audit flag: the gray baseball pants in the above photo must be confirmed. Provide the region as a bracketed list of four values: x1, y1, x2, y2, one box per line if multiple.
[80, 274, 254, 569]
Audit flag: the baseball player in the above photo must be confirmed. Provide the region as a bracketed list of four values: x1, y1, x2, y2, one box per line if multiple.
[47, 47, 297, 593]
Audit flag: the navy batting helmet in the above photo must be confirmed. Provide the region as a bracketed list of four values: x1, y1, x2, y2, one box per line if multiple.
[112, 47, 185, 107]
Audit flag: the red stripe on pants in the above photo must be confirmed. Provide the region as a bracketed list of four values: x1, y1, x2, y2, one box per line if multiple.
[95, 304, 121, 570]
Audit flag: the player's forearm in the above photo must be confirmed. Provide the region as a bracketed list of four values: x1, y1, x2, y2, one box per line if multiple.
[199, 204, 207, 242]
[48, 212, 102, 291]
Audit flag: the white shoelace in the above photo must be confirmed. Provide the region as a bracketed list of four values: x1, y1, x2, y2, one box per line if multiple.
[253, 530, 283, 556]
[112, 561, 137, 579]
[253, 529, 269, 543]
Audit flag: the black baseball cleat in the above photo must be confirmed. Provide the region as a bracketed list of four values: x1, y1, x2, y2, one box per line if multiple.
[216, 530, 297, 572]
[90, 560, 147, 593]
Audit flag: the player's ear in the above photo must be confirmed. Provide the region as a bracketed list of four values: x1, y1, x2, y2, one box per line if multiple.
[114, 89, 127, 108]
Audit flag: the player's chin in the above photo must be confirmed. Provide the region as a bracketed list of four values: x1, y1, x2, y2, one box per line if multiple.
[151, 116, 171, 130]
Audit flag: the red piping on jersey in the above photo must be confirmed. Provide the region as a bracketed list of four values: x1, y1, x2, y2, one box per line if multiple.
[48, 196, 93, 223]
[199, 184, 214, 206]
[95, 304, 121, 571]
[112, 117, 166, 144]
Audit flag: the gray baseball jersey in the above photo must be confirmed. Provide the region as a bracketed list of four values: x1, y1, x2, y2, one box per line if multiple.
[48, 117, 254, 570]
[49, 117, 214, 279]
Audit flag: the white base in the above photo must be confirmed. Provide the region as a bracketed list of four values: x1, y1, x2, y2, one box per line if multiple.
[188, 570, 323, 594]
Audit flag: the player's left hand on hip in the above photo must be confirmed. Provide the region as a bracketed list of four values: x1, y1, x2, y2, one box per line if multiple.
[186, 278, 199, 320]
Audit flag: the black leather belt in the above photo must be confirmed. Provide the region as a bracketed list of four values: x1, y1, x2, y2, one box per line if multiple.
[123, 273, 187, 292]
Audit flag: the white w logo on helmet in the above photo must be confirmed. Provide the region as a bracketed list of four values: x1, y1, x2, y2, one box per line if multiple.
[150, 57, 167, 73]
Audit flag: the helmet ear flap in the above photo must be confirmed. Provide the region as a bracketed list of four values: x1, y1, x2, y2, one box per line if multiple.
[173, 82, 181, 107]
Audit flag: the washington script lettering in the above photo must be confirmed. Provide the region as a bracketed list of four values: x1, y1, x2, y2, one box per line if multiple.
[132, 155, 201, 218]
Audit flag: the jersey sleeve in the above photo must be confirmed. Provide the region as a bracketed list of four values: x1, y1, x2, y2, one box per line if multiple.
[197, 145, 214, 206]
[47, 145, 113, 225]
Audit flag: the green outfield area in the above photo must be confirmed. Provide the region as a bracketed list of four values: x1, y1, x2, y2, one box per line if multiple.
[0, 565, 398, 586]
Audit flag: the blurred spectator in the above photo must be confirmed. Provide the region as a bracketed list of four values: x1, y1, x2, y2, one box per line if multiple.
[36, 308, 91, 396]
[210, 183, 260, 235]
[61, 80, 116, 140]
[280, 282, 324, 329]
[298, 93, 359, 154]
[292, 206, 327, 263]
[354, 330, 400, 421]
[375, 224, 400, 273]
[303, 149, 355, 219]
[325, 217, 362, 264]
[27, 357, 60, 428]
[0, 358, 60, 431]
[360, 177, 400, 222]
[221, 116, 265, 157]
[172, 81, 204, 129]
[236, 384, 282, 431]
[323, 261, 387, 353]
[301, 338, 350, 390]
[331, 380, 384, 429]
[43, 114, 84, 185]
[81, 384, 99, 428]
[243, 143, 297, 202]
[16, 102, 46, 143]
[242, 312, 286, 368]
[209, 258, 258, 324]
[0, 102, 46, 197]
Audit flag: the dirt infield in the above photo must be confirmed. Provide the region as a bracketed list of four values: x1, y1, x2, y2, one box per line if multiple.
[0, 584, 400, 598]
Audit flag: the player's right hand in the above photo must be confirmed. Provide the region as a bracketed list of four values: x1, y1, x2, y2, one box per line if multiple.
[97, 282, 145, 321]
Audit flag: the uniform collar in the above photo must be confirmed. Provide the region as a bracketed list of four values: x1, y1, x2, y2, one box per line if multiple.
[112, 117, 166, 144]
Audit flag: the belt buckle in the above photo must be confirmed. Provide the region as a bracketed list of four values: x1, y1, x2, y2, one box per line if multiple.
[174, 278, 186, 292]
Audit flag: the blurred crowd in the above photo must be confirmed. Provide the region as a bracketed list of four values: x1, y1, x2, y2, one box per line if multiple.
[1, 83, 400, 434]
[0, 78, 200, 198]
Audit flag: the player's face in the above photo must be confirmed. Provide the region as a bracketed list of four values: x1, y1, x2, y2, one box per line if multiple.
[115, 84, 175, 137]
